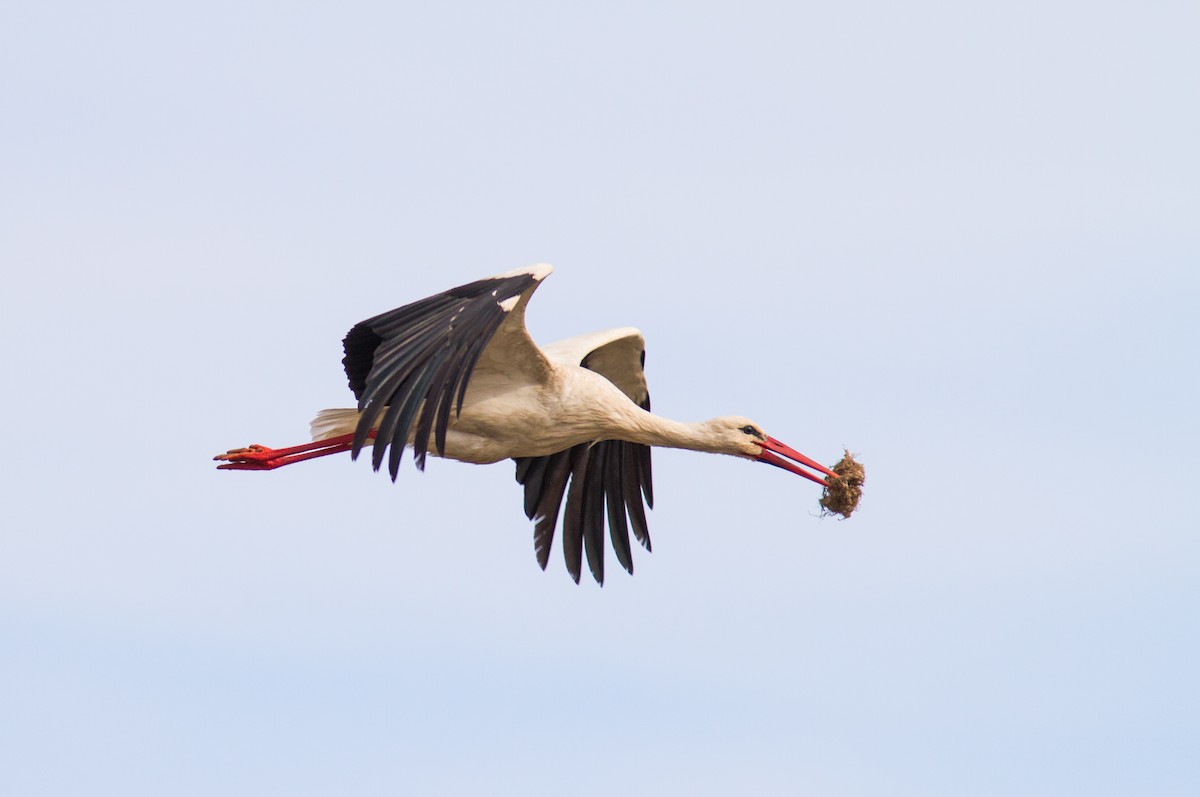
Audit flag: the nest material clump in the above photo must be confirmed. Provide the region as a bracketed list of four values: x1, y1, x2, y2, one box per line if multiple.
[819, 451, 865, 518]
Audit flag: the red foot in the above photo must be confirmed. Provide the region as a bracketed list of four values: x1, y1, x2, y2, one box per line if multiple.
[215, 444, 288, 470]
[213, 433, 367, 471]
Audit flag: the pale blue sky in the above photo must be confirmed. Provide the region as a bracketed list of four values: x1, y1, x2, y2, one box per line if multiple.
[2, 2, 1197, 794]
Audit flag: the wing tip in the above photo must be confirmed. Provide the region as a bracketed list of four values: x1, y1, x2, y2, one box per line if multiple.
[496, 263, 553, 281]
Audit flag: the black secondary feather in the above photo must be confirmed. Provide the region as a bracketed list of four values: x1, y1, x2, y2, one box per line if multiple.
[342, 273, 536, 479]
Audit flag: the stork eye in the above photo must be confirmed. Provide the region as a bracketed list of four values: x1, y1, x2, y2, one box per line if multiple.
[739, 425, 758, 435]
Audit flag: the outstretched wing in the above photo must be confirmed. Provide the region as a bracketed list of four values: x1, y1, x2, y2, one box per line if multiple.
[343, 264, 553, 480]
[513, 329, 654, 585]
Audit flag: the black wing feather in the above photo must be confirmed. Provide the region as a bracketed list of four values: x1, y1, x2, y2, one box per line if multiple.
[623, 435, 652, 551]
[581, 441, 608, 584]
[511, 348, 654, 585]
[604, 442, 633, 574]
[517, 455, 549, 519]
[342, 273, 536, 476]
[560, 446, 590, 584]
[527, 449, 573, 571]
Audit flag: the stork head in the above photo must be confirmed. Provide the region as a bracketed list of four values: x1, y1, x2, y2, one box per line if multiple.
[706, 416, 838, 487]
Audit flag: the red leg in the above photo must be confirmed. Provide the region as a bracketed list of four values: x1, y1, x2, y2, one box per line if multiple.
[216, 442, 355, 470]
[214, 432, 373, 471]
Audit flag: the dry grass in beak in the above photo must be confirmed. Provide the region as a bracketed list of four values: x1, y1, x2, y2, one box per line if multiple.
[819, 451, 865, 518]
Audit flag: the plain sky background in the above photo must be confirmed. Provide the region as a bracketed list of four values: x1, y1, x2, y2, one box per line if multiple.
[2, 1, 1197, 794]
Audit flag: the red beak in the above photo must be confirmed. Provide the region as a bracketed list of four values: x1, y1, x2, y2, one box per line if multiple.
[757, 436, 838, 486]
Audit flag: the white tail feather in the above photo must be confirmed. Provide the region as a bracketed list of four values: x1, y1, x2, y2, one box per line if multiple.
[310, 408, 361, 441]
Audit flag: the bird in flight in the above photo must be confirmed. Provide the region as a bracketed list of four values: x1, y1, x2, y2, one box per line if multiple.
[215, 264, 838, 584]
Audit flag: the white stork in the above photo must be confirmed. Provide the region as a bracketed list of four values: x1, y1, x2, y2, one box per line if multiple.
[215, 264, 838, 584]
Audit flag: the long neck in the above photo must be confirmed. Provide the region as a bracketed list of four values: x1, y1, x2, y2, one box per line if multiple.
[618, 409, 722, 453]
